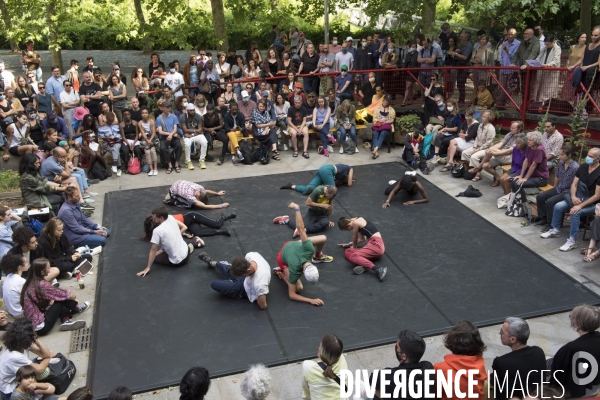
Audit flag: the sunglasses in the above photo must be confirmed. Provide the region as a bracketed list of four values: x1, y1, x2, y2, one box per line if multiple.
[65, 84, 71, 87]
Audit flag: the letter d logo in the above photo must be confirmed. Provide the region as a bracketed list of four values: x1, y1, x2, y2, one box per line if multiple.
[572, 351, 598, 386]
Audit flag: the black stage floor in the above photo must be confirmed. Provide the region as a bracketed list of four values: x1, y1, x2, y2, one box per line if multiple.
[89, 163, 600, 397]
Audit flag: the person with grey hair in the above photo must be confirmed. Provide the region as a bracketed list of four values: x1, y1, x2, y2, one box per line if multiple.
[240, 364, 271, 400]
[541, 147, 600, 252]
[510, 131, 549, 193]
[490, 317, 547, 400]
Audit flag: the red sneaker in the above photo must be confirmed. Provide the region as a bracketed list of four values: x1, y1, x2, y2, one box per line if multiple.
[273, 215, 290, 224]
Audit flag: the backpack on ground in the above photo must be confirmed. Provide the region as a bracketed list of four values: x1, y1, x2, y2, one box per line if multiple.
[505, 185, 533, 221]
[36, 353, 77, 394]
[238, 139, 254, 165]
[343, 138, 356, 155]
[88, 162, 110, 181]
[252, 144, 270, 165]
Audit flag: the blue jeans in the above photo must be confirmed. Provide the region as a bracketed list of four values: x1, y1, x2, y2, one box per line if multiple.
[71, 169, 88, 191]
[1, 391, 11, 400]
[336, 92, 352, 102]
[74, 228, 111, 247]
[295, 164, 336, 194]
[551, 193, 595, 239]
[210, 261, 247, 299]
[372, 129, 389, 149]
[318, 123, 331, 150]
[338, 125, 357, 143]
[303, 76, 319, 95]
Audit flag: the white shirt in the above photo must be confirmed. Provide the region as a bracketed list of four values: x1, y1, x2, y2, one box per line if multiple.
[151, 216, 188, 264]
[334, 52, 354, 71]
[164, 72, 185, 97]
[0, 349, 31, 394]
[0, 70, 15, 89]
[243, 252, 271, 303]
[2, 273, 25, 317]
[60, 90, 80, 113]
[215, 62, 230, 83]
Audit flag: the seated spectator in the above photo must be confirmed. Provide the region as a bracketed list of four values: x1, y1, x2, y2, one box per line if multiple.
[434, 320, 487, 399]
[312, 96, 333, 157]
[402, 124, 425, 167]
[510, 130, 549, 193]
[238, 90, 257, 133]
[41, 110, 68, 139]
[67, 387, 93, 400]
[240, 364, 271, 400]
[198, 251, 270, 309]
[98, 112, 124, 176]
[14, 76, 34, 107]
[137, 107, 159, 176]
[424, 93, 446, 137]
[36, 141, 56, 165]
[422, 73, 444, 123]
[460, 110, 496, 172]
[536, 146, 579, 231]
[22, 257, 89, 335]
[336, 100, 357, 153]
[281, 71, 297, 97]
[221, 82, 237, 108]
[193, 94, 207, 117]
[33, 83, 53, 116]
[18, 153, 66, 210]
[57, 186, 111, 248]
[476, 121, 524, 186]
[370, 330, 434, 399]
[251, 100, 279, 160]
[26, 109, 44, 147]
[541, 148, 600, 251]
[156, 100, 182, 174]
[40, 146, 91, 199]
[491, 317, 547, 400]
[274, 94, 290, 146]
[11, 365, 57, 399]
[497, 134, 527, 195]
[584, 205, 600, 262]
[370, 95, 395, 159]
[38, 218, 93, 278]
[287, 96, 310, 159]
[224, 102, 248, 166]
[0, 318, 53, 399]
[79, 115, 110, 177]
[180, 103, 207, 171]
[173, 95, 187, 119]
[2, 112, 38, 162]
[179, 367, 210, 400]
[156, 86, 174, 116]
[5, 88, 24, 113]
[302, 334, 346, 398]
[287, 82, 306, 104]
[165, 180, 229, 210]
[303, 92, 317, 126]
[542, 119, 564, 170]
[7, 226, 59, 285]
[0, 206, 21, 261]
[199, 103, 225, 166]
[326, 88, 340, 127]
[472, 80, 494, 110]
[431, 99, 462, 160]
[550, 304, 600, 397]
[335, 65, 353, 102]
[119, 109, 142, 167]
[1, 254, 29, 317]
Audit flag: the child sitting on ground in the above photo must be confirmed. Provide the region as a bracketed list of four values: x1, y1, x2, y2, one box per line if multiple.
[11, 365, 59, 400]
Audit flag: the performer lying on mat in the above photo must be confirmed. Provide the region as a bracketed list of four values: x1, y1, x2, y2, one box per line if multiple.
[273, 202, 333, 306]
[274, 185, 337, 237]
[338, 217, 387, 281]
[164, 179, 229, 209]
[382, 172, 429, 207]
[280, 164, 355, 195]
[197, 251, 271, 309]
[141, 211, 236, 240]
[137, 207, 196, 277]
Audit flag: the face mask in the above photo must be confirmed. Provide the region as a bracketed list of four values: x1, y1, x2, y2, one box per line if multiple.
[342, 48, 348, 53]
[534, 29, 540, 36]
[437, 101, 443, 106]
[369, 77, 376, 83]
[341, 71, 347, 76]
[243, 97, 249, 102]
[447, 106, 454, 111]
[283, 56, 289, 60]
[410, 48, 416, 52]
[586, 156, 596, 165]
[438, 105, 445, 110]
[198, 103, 205, 107]
[170, 69, 175, 73]
[388, 48, 394, 53]
[332, 41, 338, 45]
[362, 42, 367, 47]
[0, 95, 5, 101]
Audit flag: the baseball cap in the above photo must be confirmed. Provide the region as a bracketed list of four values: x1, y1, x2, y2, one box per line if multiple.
[413, 124, 424, 134]
[261, 90, 269, 97]
[241, 90, 249, 98]
[112, 65, 120, 70]
[346, 36, 353, 42]
[341, 64, 348, 71]
[47, 110, 57, 122]
[186, 103, 195, 110]
[58, 140, 67, 147]
[294, 82, 302, 88]
[304, 264, 319, 283]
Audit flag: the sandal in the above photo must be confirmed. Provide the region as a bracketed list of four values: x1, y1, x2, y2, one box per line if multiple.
[272, 154, 280, 161]
[175, 166, 181, 173]
[166, 167, 172, 174]
[440, 164, 453, 172]
[272, 150, 280, 156]
[293, 150, 298, 157]
[491, 179, 500, 187]
[302, 151, 309, 159]
[468, 167, 478, 174]
[581, 246, 597, 255]
[584, 250, 600, 262]
[471, 174, 482, 182]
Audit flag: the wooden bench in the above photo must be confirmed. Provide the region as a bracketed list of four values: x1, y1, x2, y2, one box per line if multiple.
[501, 165, 553, 192]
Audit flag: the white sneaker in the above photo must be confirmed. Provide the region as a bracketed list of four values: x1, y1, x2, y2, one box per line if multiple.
[153, 170, 158, 176]
[111, 166, 118, 173]
[355, 146, 359, 153]
[148, 169, 154, 176]
[559, 238, 577, 252]
[283, 144, 288, 151]
[430, 155, 439, 164]
[116, 169, 122, 177]
[339, 146, 344, 154]
[540, 228, 560, 239]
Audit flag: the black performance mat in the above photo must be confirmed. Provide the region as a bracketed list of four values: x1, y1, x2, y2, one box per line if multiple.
[89, 163, 600, 397]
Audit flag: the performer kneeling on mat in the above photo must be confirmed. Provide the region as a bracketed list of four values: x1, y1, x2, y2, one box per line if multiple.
[141, 211, 236, 240]
[274, 185, 336, 237]
[197, 251, 271, 309]
[280, 164, 355, 194]
[382, 172, 429, 207]
[164, 179, 229, 210]
[137, 207, 195, 277]
[338, 217, 387, 281]
[274, 202, 333, 306]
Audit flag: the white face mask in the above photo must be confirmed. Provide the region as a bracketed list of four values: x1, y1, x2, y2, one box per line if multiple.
[341, 71, 347, 76]
[332, 41, 338, 45]
[388, 48, 394, 53]
[447, 106, 454, 111]
[369, 77, 376, 83]
[437, 101, 443, 106]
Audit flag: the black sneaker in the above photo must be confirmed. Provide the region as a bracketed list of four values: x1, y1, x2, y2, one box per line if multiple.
[280, 183, 293, 190]
[74, 301, 90, 315]
[60, 320, 86, 331]
[533, 217, 547, 226]
[83, 210, 94, 218]
[222, 213, 236, 221]
[87, 178, 100, 185]
[205, 154, 215, 162]
[198, 252, 214, 266]
[376, 267, 387, 282]
[217, 229, 231, 236]
[217, 157, 224, 166]
[541, 224, 552, 233]
[81, 204, 95, 211]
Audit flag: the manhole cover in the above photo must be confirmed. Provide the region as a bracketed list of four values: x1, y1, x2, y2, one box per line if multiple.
[70, 326, 92, 353]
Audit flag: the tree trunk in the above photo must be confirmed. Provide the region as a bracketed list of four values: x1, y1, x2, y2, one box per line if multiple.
[580, 0, 592, 39]
[0, 0, 19, 52]
[133, 0, 152, 53]
[46, 1, 64, 72]
[210, 0, 228, 52]
[420, 0, 437, 39]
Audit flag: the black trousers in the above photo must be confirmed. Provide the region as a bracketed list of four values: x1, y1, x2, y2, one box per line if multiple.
[182, 212, 225, 237]
[535, 187, 564, 221]
[212, 129, 229, 158]
[120, 145, 143, 166]
[154, 245, 192, 267]
[204, 91, 218, 106]
[253, 127, 277, 147]
[287, 208, 329, 233]
[53, 254, 93, 274]
[37, 299, 78, 336]
[159, 138, 183, 166]
[433, 133, 456, 156]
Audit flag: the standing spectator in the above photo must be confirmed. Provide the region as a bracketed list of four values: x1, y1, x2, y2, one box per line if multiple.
[381, 42, 399, 97]
[330, 36, 342, 54]
[417, 36, 440, 101]
[274, 31, 286, 57]
[215, 52, 231, 86]
[401, 44, 419, 105]
[289, 27, 299, 49]
[534, 23, 545, 44]
[45, 66, 66, 116]
[491, 317, 547, 400]
[244, 42, 260, 66]
[302, 334, 346, 399]
[183, 55, 199, 97]
[355, 37, 376, 84]
[263, 49, 283, 94]
[512, 28, 541, 67]
[569, 26, 600, 95]
[451, 31, 473, 104]
[200, 60, 220, 106]
[0, 60, 16, 89]
[270, 24, 278, 45]
[240, 364, 271, 400]
[334, 42, 355, 72]
[23, 40, 42, 81]
[148, 52, 165, 77]
[179, 367, 210, 400]
[562, 32, 587, 100]
[318, 44, 335, 91]
[439, 23, 458, 62]
[59, 80, 80, 139]
[82, 57, 99, 75]
[530, 35, 562, 102]
[164, 62, 185, 98]
[66, 60, 79, 92]
[298, 44, 320, 95]
[296, 32, 312, 57]
[33, 82, 52, 116]
[470, 35, 494, 87]
[541, 118, 564, 170]
[108, 74, 127, 123]
[496, 28, 521, 106]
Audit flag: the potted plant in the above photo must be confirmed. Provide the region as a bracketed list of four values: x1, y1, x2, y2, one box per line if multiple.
[394, 114, 422, 144]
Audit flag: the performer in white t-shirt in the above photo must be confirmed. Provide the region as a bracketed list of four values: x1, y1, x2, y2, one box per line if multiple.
[198, 251, 271, 309]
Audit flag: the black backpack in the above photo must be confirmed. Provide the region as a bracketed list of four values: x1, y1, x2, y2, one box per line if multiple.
[36, 353, 77, 394]
[238, 139, 254, 165]
[252, 144, 270, 165]
[88, 162, 110, 180]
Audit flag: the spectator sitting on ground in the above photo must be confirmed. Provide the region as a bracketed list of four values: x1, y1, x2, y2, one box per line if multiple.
[67, 387, 93, 400]
[179, 367, 210, 400]
[11, 364, 57, 399]
[22, 257, 90, 335]
[40, 146, 92, 199]
[370, 330, 434, 400]
[1, 254, 29, 317]
[0, 205, 21, 260]
[541, 147, 600, 252]
[7, 226, 60, 285]
[541, 118, 564, 170]
[42, 110, 68, 139]
[302, 334, 346, 399]
[38, 217, 93, 279]
[0, 318, 54, 399]
[476, 121, 524, 186]
[18, 153, 66, 211]
[536, 146, 579, 231]
[498, 134, 528, 195]
[550, 304, 600, 398]
[3, 111, 38, 162]
[460, 110, 496, 173]
[434, 320, 487, 399]
[164, 179, 229, 210]
[490, 317, 547, 400]
[240, 364, 271, 400]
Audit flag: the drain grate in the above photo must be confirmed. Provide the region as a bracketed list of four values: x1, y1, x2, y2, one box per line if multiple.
[70, 326, 92, 353]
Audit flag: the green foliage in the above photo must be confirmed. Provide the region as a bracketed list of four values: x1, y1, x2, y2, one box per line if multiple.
[536, 99, 551, 132]
[568, 93, 592, 163]
[0, 169, 20, 192]
[395, 114, 422, 134]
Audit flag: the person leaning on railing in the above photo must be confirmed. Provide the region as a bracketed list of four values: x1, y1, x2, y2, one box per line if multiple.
[529, 35, 562, 102]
